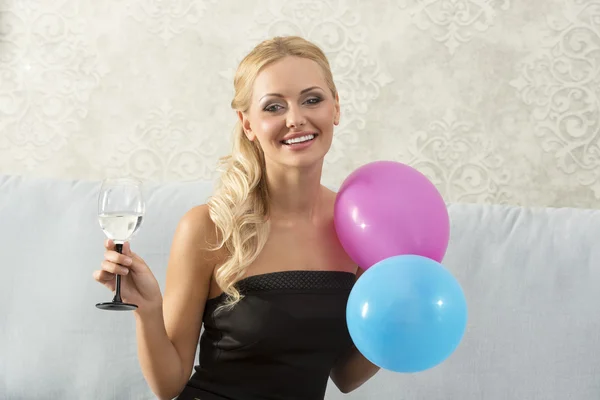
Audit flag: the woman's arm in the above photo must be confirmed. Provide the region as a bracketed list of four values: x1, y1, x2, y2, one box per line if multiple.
[329, 268, 381, 393]
[135, 205, 220, 400]
[330, 345, 380, 393]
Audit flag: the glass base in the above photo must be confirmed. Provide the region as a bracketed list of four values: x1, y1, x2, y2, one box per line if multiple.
[96, 301, 138, 311]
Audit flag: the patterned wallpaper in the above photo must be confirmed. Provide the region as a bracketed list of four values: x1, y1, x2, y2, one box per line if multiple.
[0, 0, 599, 209]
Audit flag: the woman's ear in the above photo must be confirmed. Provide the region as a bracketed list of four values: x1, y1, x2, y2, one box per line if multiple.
[237, 111, 255, 141]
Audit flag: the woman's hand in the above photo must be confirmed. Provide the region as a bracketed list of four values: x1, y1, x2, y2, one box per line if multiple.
[93, 239, 163, 316]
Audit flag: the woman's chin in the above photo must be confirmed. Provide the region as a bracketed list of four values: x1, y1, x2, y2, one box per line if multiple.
[276, 150, 329, 170]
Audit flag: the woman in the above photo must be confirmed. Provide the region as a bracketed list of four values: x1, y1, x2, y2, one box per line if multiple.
[93, 35, 380, 400]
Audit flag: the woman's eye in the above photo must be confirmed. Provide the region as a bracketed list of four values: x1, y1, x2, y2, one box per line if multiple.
[264, 104, 283, 112]
[263, 97, 322, 112]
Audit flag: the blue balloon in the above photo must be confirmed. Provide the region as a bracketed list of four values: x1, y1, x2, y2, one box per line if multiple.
[346, 255, 468, 373]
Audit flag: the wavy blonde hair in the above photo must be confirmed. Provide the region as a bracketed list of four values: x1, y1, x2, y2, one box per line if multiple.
[207, 36, 338, 310]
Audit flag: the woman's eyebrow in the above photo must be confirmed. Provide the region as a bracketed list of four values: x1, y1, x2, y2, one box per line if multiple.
[260, 86, 324, 101]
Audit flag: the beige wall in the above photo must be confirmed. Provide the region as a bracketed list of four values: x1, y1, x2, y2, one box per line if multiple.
[1, 0, 598, 209]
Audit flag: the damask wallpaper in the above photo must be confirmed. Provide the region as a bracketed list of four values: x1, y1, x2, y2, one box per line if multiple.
[0, 0, 599, 209]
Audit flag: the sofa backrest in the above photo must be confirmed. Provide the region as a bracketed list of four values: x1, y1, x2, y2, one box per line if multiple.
[1, 174, 598, 399]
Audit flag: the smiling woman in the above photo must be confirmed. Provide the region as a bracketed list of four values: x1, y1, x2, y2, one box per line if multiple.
[94, 35, 379, 400]
[239, 56, 340, 168]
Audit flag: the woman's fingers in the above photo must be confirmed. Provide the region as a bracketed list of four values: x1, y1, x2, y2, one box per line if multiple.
[120, 242, 148, 273]
[104, 239, 115, 250]
[104, 250, 133, 269]
[121, 242, 141, 265]
[101, 259, 129, 275]
[93, 270, 116, 291]
[93, 269, 114, 282]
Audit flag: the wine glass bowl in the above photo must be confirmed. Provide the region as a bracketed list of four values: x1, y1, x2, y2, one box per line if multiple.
[96, 178, 145, 311]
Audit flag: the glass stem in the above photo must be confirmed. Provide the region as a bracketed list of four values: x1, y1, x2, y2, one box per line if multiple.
[113, 243, 124, 303]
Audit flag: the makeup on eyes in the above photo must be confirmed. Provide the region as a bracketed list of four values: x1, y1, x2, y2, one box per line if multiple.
[261, 91, 325, 112]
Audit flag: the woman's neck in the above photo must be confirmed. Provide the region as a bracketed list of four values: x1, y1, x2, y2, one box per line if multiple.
[265, 162, 326, 223]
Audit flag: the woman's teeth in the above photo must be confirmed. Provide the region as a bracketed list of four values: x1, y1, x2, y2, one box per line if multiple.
[283, 134, 315, 145]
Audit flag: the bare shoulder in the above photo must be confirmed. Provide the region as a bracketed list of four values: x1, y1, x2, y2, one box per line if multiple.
[177, 204, 217, 247]
[164, 203, 223, 305]
[321, 186, 359, 275]
[174, 204, 229, 261]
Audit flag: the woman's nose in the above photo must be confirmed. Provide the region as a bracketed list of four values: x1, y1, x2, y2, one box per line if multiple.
[286, 106, 307, 129]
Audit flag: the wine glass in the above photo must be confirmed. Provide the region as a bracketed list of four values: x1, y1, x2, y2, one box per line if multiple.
[96, 178, 145, 311]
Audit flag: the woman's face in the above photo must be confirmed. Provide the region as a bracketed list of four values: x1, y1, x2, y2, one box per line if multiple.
[239, 56, 340, 170]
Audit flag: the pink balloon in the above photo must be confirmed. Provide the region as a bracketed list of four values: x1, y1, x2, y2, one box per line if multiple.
[334, 161, 450, 270]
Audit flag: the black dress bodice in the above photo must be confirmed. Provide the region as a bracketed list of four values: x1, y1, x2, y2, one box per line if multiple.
[177, 270, 356, 400]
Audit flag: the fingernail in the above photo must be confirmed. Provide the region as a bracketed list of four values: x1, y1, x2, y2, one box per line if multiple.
[124, 257, 132, 266]
[120, 267, 129, 275]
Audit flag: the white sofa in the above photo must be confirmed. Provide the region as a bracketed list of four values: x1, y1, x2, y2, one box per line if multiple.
[1, 174, 599, 399]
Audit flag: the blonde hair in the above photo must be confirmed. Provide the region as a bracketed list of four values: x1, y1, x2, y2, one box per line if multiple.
[207, 36, 338, 310]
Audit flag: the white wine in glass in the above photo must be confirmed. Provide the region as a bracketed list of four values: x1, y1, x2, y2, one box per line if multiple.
[96, 178, 145, 311]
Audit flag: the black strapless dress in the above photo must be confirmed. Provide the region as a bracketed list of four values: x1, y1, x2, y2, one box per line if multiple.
[176, 270, 356, 400]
